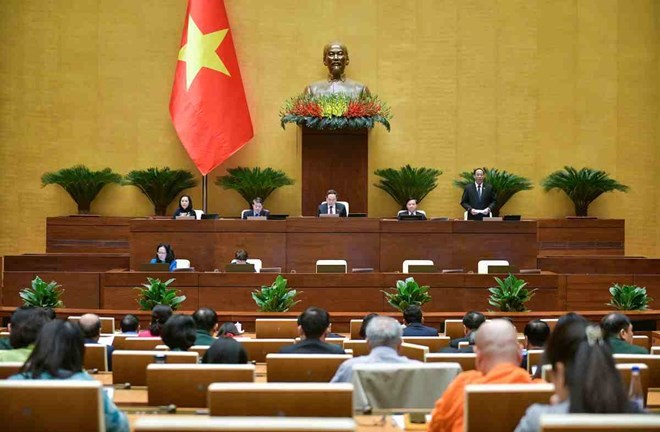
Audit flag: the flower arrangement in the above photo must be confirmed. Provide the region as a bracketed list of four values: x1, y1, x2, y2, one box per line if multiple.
[280, 93, 392, 131]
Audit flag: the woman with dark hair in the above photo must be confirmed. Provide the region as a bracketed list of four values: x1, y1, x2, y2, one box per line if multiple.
[149, 243, 178, 271]
[161, 314, 196, 351]
[515, 320, 642, 432]
[202, 337, 248, 364]
[173, 195, 196, 219]
[9, 320, 129, 432]
[138, 304, 173, 337]
[359, 313, 379, 339]
[231, 249, 249, 264]
[217, 322, 240, 338]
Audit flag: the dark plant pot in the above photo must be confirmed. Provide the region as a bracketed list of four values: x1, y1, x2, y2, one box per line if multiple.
[155, 205, 168, 216]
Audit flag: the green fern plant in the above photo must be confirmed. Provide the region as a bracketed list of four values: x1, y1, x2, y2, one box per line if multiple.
[488, 274, 537, 312]
[541, 166, 629, 216]
[41, 165, 121, 214]
[607, 284, 653, 311]
[216, 167, 295, 207]
[251, 275, 301, 312]
[19, 276, 65, 308]
[134, 277, 186, 311]
[382, 277, 431, 312]
[374, 165, 442, 209]
[122, 167, 198, 215]
[453, 167, 533, 216]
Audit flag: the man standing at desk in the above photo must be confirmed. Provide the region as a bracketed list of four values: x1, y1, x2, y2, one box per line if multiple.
[460, 168, 496, 220]
[318, 189, 347, 217]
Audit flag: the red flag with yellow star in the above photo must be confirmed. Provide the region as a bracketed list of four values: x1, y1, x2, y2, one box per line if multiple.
[170, 0, 253, 175]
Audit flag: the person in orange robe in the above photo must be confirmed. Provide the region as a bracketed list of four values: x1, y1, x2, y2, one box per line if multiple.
[427, 319, 539, 432]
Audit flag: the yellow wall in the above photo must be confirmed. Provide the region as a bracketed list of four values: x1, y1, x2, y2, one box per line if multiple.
[1, 0, 658, 257]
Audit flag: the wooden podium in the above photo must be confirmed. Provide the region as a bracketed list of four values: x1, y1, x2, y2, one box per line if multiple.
[301, 127, 368, 216]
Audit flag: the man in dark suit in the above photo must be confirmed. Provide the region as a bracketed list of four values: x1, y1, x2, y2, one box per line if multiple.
[279, 307, 346, 354]
[402, 304, 438, 336]
[397, 198, 427, 220]
[242, 197, 270, 219]
[448, 311, 485, 349]
[460, 168, 496, 220]
[317, 189, 347, 217]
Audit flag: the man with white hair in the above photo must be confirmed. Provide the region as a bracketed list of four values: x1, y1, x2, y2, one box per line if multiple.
[330, 316, 418, 383]
[428, 319, 539, 432]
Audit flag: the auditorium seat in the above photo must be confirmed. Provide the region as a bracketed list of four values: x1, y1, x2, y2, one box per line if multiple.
[425, 353, 476, 370]
[124, 337, 162, 350]
[0, 362, 23, 379]
[526, 349, 544, 374]
[255, 318, 299, 338]
[134, 416, 356, 431]
[343, 340, 370, 357]
[613, 354, 660, 388]
[147, 364, 255, 407]
[402, 336, 451, 352]
[400, 342, 429, 361]
[111, 334, 131, 350]
[540, 318, 558, 331]
[189, 345, 210, 357]
[84, 343, 108, 372]
[266, 354, 351, 382]
[0, 380, 105, 432]
[208, 382, 353, 417]
[443, 319, 464, 339]
[235, 338, 296, 362]
[349, 319, 363, 339]
[651, 346, 660, 355]
[540, 413, 660, 431]
[633, 335, 650, 350]
[112, 350, 199, 386]
[464, 383, 555, 432]
[68, 316, 115, 333]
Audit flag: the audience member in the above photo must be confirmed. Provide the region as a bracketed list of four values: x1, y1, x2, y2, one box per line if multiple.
[192, 307, 218, 346]
[279, 307, 345, 354]
[358, 313, 379, 339]
[120, 314, 139, 334]
[428, 320, 536, 432]
[138, 305, 173, 337]
[402, 304, 438, 336]
[331, 316, 418, 383]
[449, 311, 485, 349]
[0, 307, 50, 363]
[515, 320, 642, 432]
[601, 312, 648, 354]
[9, 320, 129, 432]
[218, 322, 240, 338]
[521, 319, 550, 370]
[79, 313, 114, 370]
[161, 314, 196, 351]
[203, 337, 248, 364]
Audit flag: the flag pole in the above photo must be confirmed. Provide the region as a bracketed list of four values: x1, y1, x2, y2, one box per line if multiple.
[202, 175, 208, 213]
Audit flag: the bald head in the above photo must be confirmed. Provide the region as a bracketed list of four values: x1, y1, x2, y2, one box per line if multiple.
[474, 319, 521, 374]
[79, 313, 101, 340]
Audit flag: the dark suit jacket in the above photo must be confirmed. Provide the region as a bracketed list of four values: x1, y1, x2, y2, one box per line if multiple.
[397, 210, 427, 220]
[278, 338, 346, 354]
[460, 183, 496, 220]
[317, 202, 347, 217]
[402, 322, 438, 336]
[449, 335, 469, 349]
[241, 209, 270, 219]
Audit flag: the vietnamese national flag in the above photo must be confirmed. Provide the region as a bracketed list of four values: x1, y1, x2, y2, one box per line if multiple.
[170, 0, 253, 175]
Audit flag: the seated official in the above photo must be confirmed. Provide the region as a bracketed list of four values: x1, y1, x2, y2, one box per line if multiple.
[0, 307, 50, 363]
[242, 197, 270, 219]
[402, 305, 438, 336]
[192, 307, 218, 346]
[9, 320, 129, 432]
[279, 307, 345, 355]
[172, 194, 197, 219]
[317, 189, 347, 217]
[149, 243, 178, 271]
[79, 313, 114, 371]
[601, 312, 648, 354]
[397, 198, 427, 220]
[230, 249, 249, 265]
[460, 167, 496, 220]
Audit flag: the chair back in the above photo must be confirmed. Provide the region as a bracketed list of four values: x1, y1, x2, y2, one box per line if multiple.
[84, 343, 108, 372]
[400, 342, 429, 362]
[526, 349, 544, 374]
[402, 336, 450, 352]
[208, 383, 353, 417]
[613, 354, 660, 387]
[540, 414, 660, 431]
[540, 318, 558, 331]
[402, 260, 434, 273]
[349, 319, 363, 339]
[235, 338, 296, 362]
[0, 380, 105, 432]
[255, 319, 298, 339]
[112, 350, 199, 386]
[134, 416, 356, 431]
[190, 345, 210, 357]
[443, 319, 464, 339]
[173, 259, 191, 269]
[266, 354, 351, 382]
[194, 209, 204, 219]
[124, 337, 162, 350]
[68, 316, 115, 334]
[633, 335, 649, 350]
[343, 340, 370, 357]
[465, 383, 554, 432]
[651, 346, 660, 355]
[477, 260, 510, 274]
[0, 362, 23, 379]
[147, 364, 255, 407]
[112, 334, 132, 350]
[315, 260, 348, 273]
[425, 353, 476, 370]
[616, 363, 649, 406]
[246, 258, 262, 273]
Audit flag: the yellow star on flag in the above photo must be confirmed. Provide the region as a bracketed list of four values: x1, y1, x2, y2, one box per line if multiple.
[178, 16, 231, 90]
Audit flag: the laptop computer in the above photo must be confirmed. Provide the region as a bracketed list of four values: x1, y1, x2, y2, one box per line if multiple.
[246, 216, 267, 221]
[348, 213, 368, 218]
[174, 215, 196, 220]
[224, 263, 256, 273]
[398, 214, 425, 221]
[316, 264, 346, 273]
[139, 263, 170, 272]
[200, 213, 219, 220]
[319, 213, 340, 218]
[266, 214, 288, 220]
[488, 265, 519, 274]
[407, 264, 437, 273]
[503, 215, 521, 221]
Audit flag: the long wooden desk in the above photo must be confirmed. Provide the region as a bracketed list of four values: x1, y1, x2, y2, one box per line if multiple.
[129, 218, 538, 273]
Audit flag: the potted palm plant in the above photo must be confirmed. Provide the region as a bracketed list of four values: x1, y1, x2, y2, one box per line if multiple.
[41, 165, 121, 214]
[541, 166, 629, 217]
[488, 274, 536, 312]
[122, 167, 198, 216]
[216, 167, 295, 207]
[134, 277, 186, 311]
[453, 167, 533, 216]
[252, 275, 301, 312]
[382, 277, 431, 312]
[19, 276, 65, 308]
[373, 165, 442, 209]
[607, 284, 653, 311]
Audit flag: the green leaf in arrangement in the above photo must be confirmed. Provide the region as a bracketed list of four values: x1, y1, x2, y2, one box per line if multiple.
[382, 277, 431, 312]
[134, 277, 186, 311]
[374, 165, 442, 209]
[453, 167, 533, 217]
[216, 167, 295, 208]
[19, 276, 65, 308]
[607, 283, 653, 311]
[41, 165, 121, 214]
[122, 167, 198, 216]
[251, 275, 301, 312]
[487, 274, 537, 312]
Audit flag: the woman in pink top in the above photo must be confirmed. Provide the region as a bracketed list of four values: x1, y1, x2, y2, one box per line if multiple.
[138, 305, 172, 337]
